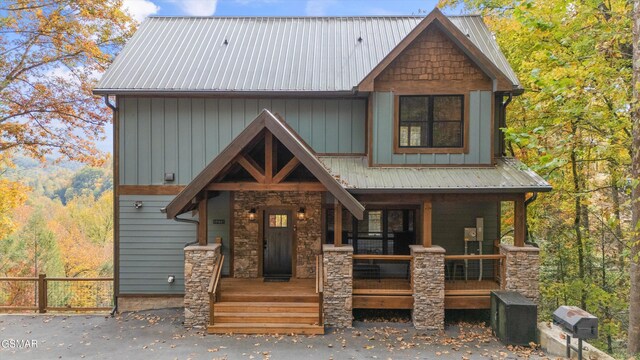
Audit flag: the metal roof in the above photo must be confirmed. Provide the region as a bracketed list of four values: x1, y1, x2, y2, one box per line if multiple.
[318, 157, 551, 193]
[95, 16, 520, 94]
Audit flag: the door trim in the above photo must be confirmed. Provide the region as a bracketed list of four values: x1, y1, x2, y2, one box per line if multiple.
[257, 205, 298, 278]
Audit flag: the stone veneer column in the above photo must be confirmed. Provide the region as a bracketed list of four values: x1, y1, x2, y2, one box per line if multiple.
[184, 243, 221, 328]
[410, 244, 445, 332]
[500, 244, 540, 303]
[322, 244, 353, 328]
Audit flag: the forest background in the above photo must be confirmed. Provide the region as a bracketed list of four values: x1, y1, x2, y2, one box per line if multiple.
[1, 0, 639, 357]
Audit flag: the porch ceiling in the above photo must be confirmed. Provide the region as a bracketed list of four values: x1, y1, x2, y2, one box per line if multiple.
[317, 156, 552, 193]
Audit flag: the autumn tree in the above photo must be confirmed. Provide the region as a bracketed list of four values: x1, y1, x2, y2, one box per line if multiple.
[629, 0, 640, 355]
[440, 0, 633, 354]
[0, 0, 134, 164]
[0, 154, 28, 239]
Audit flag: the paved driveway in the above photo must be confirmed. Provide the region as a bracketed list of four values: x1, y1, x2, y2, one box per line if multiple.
[0, 309, 548, 359]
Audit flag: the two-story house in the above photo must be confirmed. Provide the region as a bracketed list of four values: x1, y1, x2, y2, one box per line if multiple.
[94, 9, 551, 334]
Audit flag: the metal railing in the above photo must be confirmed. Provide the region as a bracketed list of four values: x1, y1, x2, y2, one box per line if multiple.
[0, 274, 113, 313]
[207, 255, 224, 326]
[352, 255, 413, 295]
[444, 254, 506, 295]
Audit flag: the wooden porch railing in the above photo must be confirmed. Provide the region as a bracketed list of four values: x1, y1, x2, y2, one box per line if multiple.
[0, 274, 114, 313]
[352, 254, 413, 296]
[316, 254, 323, 325]
[207, 255, 224, 326]
[443, 254, 506, 296]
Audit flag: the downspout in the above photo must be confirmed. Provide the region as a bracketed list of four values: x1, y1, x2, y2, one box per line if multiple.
[524, 192, 538, 247]
[161, 207, 200, 247]
[500, 93, 513, 157]
[104, 96, 118, 317]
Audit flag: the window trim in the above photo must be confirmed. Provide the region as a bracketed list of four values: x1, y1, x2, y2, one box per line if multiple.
[393, 93, 469, 154]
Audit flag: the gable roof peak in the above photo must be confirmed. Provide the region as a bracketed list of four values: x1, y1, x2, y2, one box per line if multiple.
[164, 109, 365, 220]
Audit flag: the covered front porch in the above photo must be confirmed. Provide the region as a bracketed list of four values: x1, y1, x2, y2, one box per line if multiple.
[323, 192, 531, 315]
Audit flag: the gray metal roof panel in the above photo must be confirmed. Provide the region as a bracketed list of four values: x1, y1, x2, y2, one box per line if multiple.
[317, 156, 551, 192]
[96, 16, 520, 93]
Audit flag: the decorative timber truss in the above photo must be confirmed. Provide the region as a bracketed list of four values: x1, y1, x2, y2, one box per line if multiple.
[165, 109, 365, 244]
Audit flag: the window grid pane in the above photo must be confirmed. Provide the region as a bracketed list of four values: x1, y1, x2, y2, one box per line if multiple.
[398, 95, 463, 149]
[268, 214, 288, 228]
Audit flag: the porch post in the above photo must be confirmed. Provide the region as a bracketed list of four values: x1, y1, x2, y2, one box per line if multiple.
[514, 194, 525, 247]
[334, 201, 342, 247]
[500, 244, 540, 303]
[184, 243, 221, 328]
[410, 244, 445, 332]
[422, 200, 432, 247]
[322, 244, 353, 327]
[198, 197, 208, 246]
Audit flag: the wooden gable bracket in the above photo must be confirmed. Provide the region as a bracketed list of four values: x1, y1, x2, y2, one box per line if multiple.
[237, 154, 266, 183]
[357, 8, 515, 93]
[273, 158, 301, 183]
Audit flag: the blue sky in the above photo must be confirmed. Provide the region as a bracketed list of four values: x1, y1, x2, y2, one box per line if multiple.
[122, 0, 442, 20]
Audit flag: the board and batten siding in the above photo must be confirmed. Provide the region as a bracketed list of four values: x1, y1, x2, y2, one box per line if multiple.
[119, 97, 367, 185]
[371, 91, 493, 165]
[432, 201, 498, 255]
[119, 195, 196, 294]
[207, 192, 231, 276]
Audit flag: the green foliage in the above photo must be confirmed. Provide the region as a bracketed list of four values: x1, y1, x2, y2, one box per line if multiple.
[439, 0, 633, 354]
[63, 167, 112, 204]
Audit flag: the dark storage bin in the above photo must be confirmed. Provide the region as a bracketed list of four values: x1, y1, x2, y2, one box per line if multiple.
[490, 291, 537, 346]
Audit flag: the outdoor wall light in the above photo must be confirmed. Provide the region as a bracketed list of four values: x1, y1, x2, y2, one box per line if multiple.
[297, 207, 306, 221]
[164, 172, 175, 182]
[248, 208, 257, 221]
[134, 201, 143, 209]
[167, 275, 175, 284]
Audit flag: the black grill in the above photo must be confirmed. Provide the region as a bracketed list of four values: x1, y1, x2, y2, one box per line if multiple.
[552, 306, 598, 360]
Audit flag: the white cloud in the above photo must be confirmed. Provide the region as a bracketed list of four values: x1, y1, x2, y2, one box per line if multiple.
[172, 0, 219, 16]
[305, 0, 337, 16]
[122, 0, 160, 22]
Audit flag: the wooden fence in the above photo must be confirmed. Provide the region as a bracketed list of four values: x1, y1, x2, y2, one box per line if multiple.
[0, 274, 114, 313]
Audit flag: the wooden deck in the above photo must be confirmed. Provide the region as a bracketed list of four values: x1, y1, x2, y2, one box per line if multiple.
[445, 279, 501, 309]
[209, 278, 324, 335]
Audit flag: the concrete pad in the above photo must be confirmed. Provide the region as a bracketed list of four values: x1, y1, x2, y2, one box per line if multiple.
[538, 322, 613, 360]
[0, 309, 550, 359]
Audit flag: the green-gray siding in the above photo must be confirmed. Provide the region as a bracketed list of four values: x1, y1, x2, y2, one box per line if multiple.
[432, 201, 498, 255]
[207, 192, 231, 276]
[371, 91, 493, 165]
[119, 195, 195, 294]
[119, 97, 367, 185]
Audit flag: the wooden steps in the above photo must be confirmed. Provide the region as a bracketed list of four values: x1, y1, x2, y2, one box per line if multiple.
[218, 293, 319, 303]
[208, 323, 325, 335]
[208, 278, 324, 335]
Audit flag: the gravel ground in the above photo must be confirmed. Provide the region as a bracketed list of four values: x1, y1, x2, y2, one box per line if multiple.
[0, 309, 551, 360]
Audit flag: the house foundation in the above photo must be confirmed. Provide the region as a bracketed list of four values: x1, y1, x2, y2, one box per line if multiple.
[322, 244, 353, 328]
[500, 244, 540, 303]
[184, 244, 221, 328]
[411, 245, 445, 332]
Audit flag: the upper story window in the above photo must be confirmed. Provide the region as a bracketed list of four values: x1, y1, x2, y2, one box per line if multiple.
[398, 95, 464, 148]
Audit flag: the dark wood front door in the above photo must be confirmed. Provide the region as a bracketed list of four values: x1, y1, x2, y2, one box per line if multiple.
[263, 209, 293, 277]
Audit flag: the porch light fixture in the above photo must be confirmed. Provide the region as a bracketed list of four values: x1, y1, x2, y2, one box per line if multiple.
[167, 275, 175, 284]
[248, 208, 257, 221]
[297, 207, 306, 221]
[134, 201, 143, 209]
